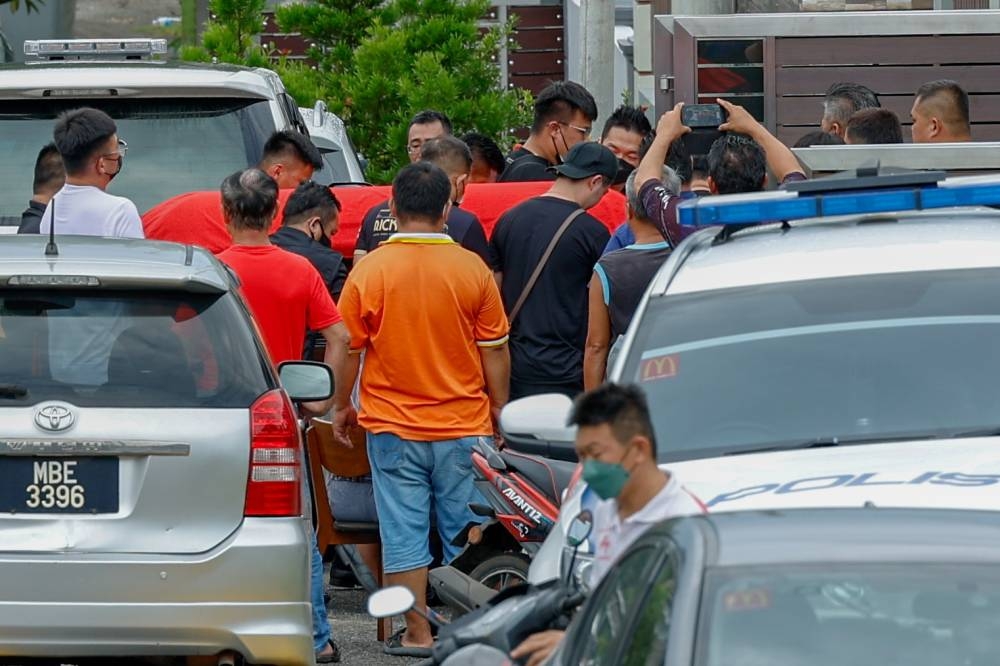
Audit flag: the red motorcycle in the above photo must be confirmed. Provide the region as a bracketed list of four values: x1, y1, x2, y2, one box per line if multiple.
[446, 438, 578, 592]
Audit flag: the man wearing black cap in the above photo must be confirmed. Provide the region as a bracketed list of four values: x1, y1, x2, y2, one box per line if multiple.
[490, 141, 616, 400]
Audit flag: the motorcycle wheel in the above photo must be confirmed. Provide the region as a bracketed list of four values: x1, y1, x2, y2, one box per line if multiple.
[469, 553, 531, 592]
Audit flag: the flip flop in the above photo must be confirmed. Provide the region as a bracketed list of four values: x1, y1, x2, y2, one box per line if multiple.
[383, 628, 433, 658]
[316, 638, 341, 663]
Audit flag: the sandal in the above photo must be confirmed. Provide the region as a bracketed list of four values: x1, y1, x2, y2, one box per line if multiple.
[383, 628, 432, 658]
[316, 638, 341, 663]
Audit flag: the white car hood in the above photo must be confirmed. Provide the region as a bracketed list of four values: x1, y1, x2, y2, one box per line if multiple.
[680, 437, 1000, 511]
[529, 437, 1000, 584]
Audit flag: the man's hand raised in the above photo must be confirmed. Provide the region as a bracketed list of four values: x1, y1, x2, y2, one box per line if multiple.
[717, 98, 762, 137]
[655, 102, 691, 145]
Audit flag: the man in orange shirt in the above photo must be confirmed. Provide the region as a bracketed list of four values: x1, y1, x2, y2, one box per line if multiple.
[332, 162, 510, 657]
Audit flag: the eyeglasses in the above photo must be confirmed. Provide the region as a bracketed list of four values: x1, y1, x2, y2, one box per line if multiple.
[102, 138, 128, 160]
[406, 141, 423, 155]
[559, 121, 592, 138]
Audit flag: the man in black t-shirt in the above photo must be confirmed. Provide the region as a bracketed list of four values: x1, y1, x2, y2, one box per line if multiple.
[499, 81, 598, 183]
[491, 142, 617, 400]
[354, 136, 492, 266]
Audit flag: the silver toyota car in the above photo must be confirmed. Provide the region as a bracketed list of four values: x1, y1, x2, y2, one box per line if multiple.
[0, 235, 330, 665]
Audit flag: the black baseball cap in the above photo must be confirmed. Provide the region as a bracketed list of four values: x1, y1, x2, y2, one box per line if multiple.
[549, 142, 619, 181]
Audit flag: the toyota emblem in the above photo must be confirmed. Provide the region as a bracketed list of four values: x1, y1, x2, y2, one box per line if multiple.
[34, 404, 75, 432]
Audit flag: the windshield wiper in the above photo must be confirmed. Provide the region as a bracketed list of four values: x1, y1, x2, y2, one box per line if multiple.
[725, 432, 946, 456]
[0, 384, 28, 399]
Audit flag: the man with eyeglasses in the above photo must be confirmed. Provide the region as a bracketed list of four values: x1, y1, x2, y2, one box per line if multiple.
[38, 108, 144, 389]
[405, 110, 452, 163]
[40, 107, 143, 239]
[499, 81, 598, 183]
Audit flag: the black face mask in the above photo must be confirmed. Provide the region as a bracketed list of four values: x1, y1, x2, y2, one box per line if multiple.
[613, 158, 635, 188]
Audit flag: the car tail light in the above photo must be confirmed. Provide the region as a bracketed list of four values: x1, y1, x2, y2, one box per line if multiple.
[245, 390, 301, 517]
[563, 462, 584, 503]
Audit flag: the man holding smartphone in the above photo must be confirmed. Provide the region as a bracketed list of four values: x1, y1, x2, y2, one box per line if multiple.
[635, 99, 805, 247]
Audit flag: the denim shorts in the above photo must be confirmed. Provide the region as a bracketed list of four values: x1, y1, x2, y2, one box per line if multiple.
[367, 432, 484, 574]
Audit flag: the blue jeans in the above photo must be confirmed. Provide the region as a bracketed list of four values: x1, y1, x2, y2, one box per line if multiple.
[367, 432, 484, 574]
[310, 532, 332, 653]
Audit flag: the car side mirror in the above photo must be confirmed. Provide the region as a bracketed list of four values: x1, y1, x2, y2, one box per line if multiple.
[278, 361, 333, 402]
[367, 585, 415, 618]
[500, 393, 576, 442]
[566, 509, 593, 548]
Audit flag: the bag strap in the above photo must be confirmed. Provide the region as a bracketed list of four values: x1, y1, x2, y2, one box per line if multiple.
[508, 208, 586, 323]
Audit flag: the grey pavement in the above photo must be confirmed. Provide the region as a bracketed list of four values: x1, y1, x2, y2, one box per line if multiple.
[327, 585, 428, 666]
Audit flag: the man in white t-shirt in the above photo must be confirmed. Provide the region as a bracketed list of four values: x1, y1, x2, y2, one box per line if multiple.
[40, 107, 143, 239]
[512, 383, 705, 666]
[40, 108, 143, 385]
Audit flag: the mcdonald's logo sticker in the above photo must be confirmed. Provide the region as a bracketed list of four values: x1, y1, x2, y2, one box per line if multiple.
[640, 355, 679, 382]
[723, 589, 772, 612]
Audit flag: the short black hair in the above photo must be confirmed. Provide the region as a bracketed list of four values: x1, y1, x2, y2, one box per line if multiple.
[392, 162, 451, 223]
[282, 180, 341, 227]
[601, 105, 652, 141]
[845, 108, 904, 145]
[915, 79, 971, 128]
[793, 130, 846, 148]
[532, 81, 599, 133]
[409, 110, 453, 134]
[420, 135, 472, 175]
[260, 130, 323, 170]
[691, 154, 709, 179]
[665, 136, 692, 184]
[707, 133, 766, 195]
[220, 168, 279, 232]
[823, 82, 881, 128]
[52, 107, 117, 175]
[569, 383, 657, 455]
[33, 143, 65, 195]
[462, 132, 505, 175]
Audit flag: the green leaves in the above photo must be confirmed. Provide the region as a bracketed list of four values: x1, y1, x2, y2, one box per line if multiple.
[184, 0, 531, 184]
[1, 0, 46, 13]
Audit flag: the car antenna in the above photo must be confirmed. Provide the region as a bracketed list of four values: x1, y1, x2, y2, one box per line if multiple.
[44, 197, 58, 257]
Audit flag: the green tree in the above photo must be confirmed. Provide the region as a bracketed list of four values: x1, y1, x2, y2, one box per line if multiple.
[180, 0, 270, 67]
[185, 0, 531, 183]
[0, 0, 44, 11]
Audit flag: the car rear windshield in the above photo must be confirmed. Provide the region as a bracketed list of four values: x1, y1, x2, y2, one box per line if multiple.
[622, 268, 1000, 462]
[0, 289, 272, 408]
[0, 98, 276, 226]
[700, 564, 1000, 666]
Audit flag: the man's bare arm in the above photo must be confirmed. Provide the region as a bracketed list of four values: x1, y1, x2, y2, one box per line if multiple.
[718, 98, 802, 183]
[584, 273, 612, 391]
[478, 343, 510, 428]
[299, 321, 350, 416]
[636, 103, 690, 191]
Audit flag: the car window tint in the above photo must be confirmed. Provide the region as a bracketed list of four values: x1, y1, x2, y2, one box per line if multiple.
[0, 98, 276, 226]
[575, 545, 662, 666]
[624, 268, 1000, 462]
[0, 289, 270, 408]
[621, 545, 679, 666]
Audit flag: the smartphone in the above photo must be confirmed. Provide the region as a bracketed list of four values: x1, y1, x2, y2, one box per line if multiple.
[682, 103, 726, 129]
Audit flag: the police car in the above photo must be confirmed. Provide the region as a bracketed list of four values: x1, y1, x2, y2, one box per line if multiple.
[505, 167, 1000, 584]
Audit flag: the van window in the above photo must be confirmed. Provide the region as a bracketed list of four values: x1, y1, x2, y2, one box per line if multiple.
[0, 290, 272, 408]
[0, 98, 276, 226]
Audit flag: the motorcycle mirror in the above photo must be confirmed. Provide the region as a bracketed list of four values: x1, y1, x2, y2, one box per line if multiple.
[566, 510, 593, 548]
[367, 586, 416, 618]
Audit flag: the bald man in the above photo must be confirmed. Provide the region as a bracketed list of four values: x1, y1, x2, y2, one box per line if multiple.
[910, 80, 972, 144]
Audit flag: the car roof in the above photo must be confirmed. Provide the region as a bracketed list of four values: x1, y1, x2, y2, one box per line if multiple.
[655, 508, 1000, 567]
[0, 62, 278, 99]
[0, 236, 230, 293]
[651, 209, 1000, 297]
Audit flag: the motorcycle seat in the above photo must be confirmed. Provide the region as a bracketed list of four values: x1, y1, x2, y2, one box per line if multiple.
[498, 449, 577, 508]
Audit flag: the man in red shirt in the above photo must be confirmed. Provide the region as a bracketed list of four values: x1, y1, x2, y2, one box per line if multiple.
[144, 130, 324, 253]
[216, 167, 349, 663]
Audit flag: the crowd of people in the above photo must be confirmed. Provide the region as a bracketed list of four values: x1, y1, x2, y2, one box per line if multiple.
[14, 73, 978, 663]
